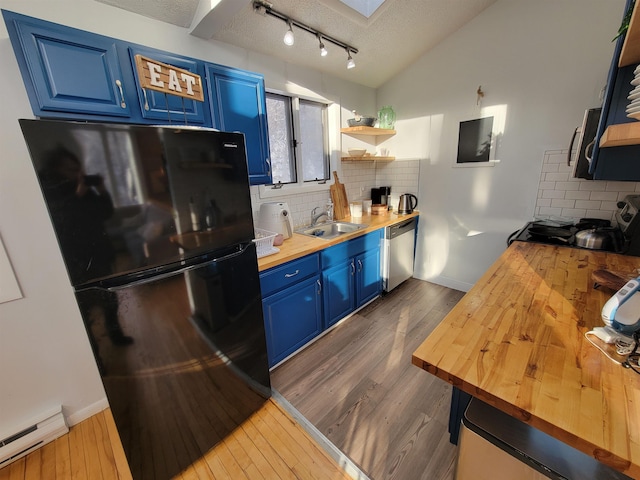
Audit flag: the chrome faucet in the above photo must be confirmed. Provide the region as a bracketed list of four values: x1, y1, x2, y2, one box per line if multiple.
[310, 206, 330, 226]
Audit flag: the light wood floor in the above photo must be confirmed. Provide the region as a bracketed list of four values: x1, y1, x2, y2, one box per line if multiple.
[1, 278, 462, 480]
[0, 400, 354, 480]
[272, 278, 466, 480]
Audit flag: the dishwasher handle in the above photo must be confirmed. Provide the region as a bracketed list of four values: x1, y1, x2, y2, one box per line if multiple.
[386, 217, 416, 239]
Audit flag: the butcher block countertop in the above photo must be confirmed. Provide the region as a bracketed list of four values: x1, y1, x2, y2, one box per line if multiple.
[256, 211, 419, 272]
[412, 241, 640, 478]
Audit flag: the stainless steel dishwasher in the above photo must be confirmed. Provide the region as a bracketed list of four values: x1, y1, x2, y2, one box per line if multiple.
[382, 217, 417, 292]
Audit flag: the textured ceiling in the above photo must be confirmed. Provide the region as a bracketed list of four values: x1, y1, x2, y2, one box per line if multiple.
[94, 0, 498, 88]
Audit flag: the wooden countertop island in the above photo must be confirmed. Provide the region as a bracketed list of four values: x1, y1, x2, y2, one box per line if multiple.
[412, 241, 640, 478]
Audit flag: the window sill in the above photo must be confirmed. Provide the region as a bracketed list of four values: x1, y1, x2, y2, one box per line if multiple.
[258, 181, 330, 199]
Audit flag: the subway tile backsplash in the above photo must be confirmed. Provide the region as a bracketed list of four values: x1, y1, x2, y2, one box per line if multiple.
[535, 150, 640, 223]
[250, 159, 420, 230]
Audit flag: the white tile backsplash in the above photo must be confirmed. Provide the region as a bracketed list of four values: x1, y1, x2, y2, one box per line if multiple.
[535, 149, 640, 223]
[250, 159, 421, 230]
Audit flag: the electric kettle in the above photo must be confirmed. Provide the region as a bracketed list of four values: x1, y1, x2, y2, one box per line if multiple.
[398, 194, 418, 214]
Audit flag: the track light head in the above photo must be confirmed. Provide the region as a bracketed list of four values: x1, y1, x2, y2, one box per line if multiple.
[346, 49, 355, 69]
[252, 1, 357, 61]
[283, 20, 294, 46]
[318, 34, 328, 57]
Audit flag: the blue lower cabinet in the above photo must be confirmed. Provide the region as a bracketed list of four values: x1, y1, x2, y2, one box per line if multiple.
[259, 231, 382, 366]
[262, 274, 322, 367]
[321, 230, 382, 329]
[355, 247, 381, 307]
[322, 259, 356, 328]
[259, 253, 322, 367]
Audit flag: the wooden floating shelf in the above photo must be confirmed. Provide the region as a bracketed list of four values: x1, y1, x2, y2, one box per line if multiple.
[619, 1, 640, 67]
[341, 126, 396, 136]
[599, 123, 640, 147]
[341, 156, 395, 161]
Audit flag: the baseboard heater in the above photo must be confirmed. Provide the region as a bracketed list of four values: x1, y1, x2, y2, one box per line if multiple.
[0, 406, 68, 468]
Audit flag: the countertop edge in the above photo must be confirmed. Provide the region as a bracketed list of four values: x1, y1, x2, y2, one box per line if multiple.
[411, 353, 636, 477]
[257, 211, 419, 272]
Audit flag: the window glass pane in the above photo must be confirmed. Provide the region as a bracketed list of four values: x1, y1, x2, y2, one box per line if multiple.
[266, 94, 296, 184]
[299, 100, 329, 182]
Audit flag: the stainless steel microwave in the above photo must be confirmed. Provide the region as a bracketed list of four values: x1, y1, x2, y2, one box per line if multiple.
[568, 107, 602, 179]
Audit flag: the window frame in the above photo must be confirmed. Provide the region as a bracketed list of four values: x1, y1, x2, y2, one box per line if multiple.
[258, 90, 339, 199]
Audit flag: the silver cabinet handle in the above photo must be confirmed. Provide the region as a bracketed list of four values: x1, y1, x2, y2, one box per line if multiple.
[317, 279, 322, 294]
[142, 88, 149, 111]
[284, 269, 300, 278]
[266, 157, 271, 176]
[357, 259, 363, 272]
[115, 79, 126, 108]
[350, 260, 355, 275]
[585, 138, 596, 166]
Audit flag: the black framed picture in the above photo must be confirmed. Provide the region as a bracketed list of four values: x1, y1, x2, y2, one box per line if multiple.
[457, 116, 494, 164]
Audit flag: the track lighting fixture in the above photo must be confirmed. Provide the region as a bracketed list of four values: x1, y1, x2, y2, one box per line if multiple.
[346, 49, 355, 69]
[283, 20, 294, 46]
[253, 0, 358, 69]
[318, 34, 328, 57]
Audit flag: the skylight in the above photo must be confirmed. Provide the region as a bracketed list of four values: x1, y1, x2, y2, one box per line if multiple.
[339, 0, 386, 18]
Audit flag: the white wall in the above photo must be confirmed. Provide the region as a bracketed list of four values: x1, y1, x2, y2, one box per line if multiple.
[377, 0, 627, 291]
[0, 0, 376, 433]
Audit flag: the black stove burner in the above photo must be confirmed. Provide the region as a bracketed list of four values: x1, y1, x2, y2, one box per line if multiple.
[509, 222, 577, 247]
[508, 220, 623, 253]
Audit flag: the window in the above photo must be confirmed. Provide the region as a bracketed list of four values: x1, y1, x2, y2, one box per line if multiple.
[266, 92, 330, 186]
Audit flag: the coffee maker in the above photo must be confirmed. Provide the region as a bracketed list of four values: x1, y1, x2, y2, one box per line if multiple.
[371, 186, 391, 206]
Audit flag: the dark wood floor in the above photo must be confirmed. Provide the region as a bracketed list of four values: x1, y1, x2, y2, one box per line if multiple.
[272, 278, 466, 480]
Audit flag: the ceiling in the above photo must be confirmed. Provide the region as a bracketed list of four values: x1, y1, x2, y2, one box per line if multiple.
[94, 0, 498, 88]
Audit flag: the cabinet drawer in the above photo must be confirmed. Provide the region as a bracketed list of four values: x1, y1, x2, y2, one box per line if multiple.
[260, 253, 320, 297]
[321, 230, 382, 269]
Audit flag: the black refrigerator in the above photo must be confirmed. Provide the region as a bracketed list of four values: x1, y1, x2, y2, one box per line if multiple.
[19, 119, 271, 479]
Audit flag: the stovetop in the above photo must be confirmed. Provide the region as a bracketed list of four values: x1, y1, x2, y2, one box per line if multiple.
[508, 220, 624, 254]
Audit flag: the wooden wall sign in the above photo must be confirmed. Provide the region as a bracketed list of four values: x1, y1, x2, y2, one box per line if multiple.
[134, 54, 204, 102]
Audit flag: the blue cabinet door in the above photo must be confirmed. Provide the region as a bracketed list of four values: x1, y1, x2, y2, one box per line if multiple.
[127, 46, 210, 126]
[356, 247, 381, 307]
[589, 0, 640, 181]
[262, 275, 322, 367]
[322, 259, 356, 328]
[3, 10, 132, 119]
[206, 63, 271, 185]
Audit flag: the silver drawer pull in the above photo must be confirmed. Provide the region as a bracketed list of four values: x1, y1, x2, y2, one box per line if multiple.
[284, 269, 300, 278]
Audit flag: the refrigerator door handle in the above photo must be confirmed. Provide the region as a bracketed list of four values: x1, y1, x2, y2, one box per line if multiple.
[81, 243, 252, 292]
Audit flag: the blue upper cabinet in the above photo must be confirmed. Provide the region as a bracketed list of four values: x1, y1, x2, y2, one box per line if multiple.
[3, 10, 132, 120]
[3, 10, 272, 181]
[2, 10, 212, 127]
[590, 0, 640, 181]
[206, 63, 272, 185]
[127, 46, 209, 126]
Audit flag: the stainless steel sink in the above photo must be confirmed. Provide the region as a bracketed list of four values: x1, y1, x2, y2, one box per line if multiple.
[296, 221, 368, 240]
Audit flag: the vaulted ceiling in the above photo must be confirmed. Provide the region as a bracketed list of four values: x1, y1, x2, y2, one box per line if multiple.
[95, 0, 498, 88]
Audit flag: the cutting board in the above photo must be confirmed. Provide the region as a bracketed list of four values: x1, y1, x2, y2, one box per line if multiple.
[592, 269, 636, 292]
[330, 171, 349, 220]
